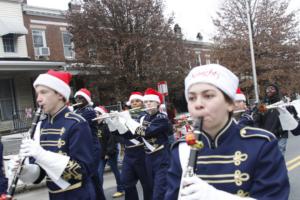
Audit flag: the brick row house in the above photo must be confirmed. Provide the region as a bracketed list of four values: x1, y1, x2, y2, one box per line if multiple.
[0, 0, 71, 133]
[0, 0, 215, 133]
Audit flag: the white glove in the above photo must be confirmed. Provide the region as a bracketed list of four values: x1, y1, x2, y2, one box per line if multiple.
[180, 176, 256, 200]
[7, 156, 40, 184]
[105, 118, 117, 132]
[20, 139, 70, 181]
[105, 117, 129, 134]
[118, 111, 141, 134]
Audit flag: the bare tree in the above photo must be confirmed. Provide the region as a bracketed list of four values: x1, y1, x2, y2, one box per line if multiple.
[67, 0, 193, 103]
[212, 0, 300, 99]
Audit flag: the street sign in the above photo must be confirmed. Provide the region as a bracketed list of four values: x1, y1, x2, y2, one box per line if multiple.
[157, 81, 168, 96]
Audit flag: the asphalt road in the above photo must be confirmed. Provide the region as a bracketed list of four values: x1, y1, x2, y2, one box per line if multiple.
[2, 133, 300, 199]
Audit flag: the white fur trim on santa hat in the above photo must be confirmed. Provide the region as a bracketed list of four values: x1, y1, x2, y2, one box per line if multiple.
[33, 73, 71, 100]
[185, 64, 238, 100]
[74, 91, 91, 103]
[94, 106, 107, 114]
[129, 94, 143, 102]
[143, 94, 160, 104]
[235, 93, 246, 101]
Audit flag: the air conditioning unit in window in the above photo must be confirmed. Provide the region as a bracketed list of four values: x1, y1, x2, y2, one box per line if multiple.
[37, 47, 50, 57]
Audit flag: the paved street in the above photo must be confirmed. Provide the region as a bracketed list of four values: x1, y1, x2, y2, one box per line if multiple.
[2, 133, 300, 199]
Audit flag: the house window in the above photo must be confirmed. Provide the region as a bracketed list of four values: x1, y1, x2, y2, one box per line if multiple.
[0, 79, 14, 121]
[62, 32, 74, 59]
[205, 54, 211, 65]
[32, 30, 46, 48]
[2, 34, 16, 52]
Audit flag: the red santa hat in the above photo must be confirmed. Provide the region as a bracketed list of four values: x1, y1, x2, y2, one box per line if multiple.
[74, 88, 92, 103]
[94, 106, 108, 114]
[143, 88, 163, 104]
[235, 88, 246, 101]
[185, 64, 238, 100]
[33, 69, 72, 100]
[128, 92, 143, 102]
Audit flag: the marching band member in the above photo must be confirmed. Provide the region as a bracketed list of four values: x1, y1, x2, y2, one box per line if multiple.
[254, 83, 299, 155]
[117, 88, 173, 200]
[164, 64, 289, 200]
[11, 70, 97, 199]
[119, 92, 152, 200]
[233, 88, 254, 127]
[94, 106, 124, 199]
[73, 88, 105, 199]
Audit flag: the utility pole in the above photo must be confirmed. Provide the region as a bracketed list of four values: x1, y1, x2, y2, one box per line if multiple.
[245, 0, 259, 103]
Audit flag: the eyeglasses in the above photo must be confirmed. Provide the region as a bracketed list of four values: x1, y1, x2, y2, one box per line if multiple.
[266, 87, 276, 92]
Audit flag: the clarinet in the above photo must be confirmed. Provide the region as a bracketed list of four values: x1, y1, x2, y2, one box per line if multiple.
[6, 106, 43, 200]
[178, 117, 204, 199]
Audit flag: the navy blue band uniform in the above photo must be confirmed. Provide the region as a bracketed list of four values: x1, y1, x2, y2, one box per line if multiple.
[119, 111, 152, 200]
[35, 107, 96, 200]
[165, 118, 290, 200]
[134, 111, 172, 200]
[74, 105, 101, 169]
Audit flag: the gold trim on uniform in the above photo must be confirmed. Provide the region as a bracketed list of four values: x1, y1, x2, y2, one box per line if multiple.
[41, 128, 65, 135]
[62, 160, 82, 181]
[136, 126, 145, 136]
[48, 182, 82, 193]
[145, 144, 164, 154]
[240, 127, 275, 142]
[57, 138, 66, 148]
[65, 112, 86, 122]
[198, 170, 250, 186]
[197, 151, 248, 166]
[125, 143, 144, 148]
[236, 189, 250, 197]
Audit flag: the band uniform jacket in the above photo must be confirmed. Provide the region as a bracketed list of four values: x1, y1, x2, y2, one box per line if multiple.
[74, 105, 101, 171]
[34, 106, 96, 200]
[165, 118, 290, 200]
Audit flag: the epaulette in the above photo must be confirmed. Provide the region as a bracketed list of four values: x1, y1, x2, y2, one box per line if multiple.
[240, 127, 276, 142]
[171, 136, 186, 150]
[64, 112, 86, 123]
[85, 106, 95, 112]
[156, 112, 168, 119]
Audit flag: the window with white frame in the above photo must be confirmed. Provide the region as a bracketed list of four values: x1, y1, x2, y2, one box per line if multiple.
[62, 32, 74, 59]
[32, 30, 46, 48]
[2, 34, 16, 53]
[0, 79, 15, 121]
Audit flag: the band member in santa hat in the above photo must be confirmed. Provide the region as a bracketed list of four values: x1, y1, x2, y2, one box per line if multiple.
[73, 88, 104, 199]
[118, 92, 152, 200]
[164, 64, 289, 200]
[234, 88, 247, 111]
[10, 70, 97, 199]
[233, 88, 254, 126]
[94, 106, 124, 199]
[116, 88, 172, 200]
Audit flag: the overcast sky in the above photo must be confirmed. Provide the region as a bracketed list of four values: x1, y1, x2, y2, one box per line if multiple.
[27, 0, 300, 42]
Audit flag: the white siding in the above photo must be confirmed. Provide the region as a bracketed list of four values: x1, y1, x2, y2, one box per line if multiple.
[0, 0, 28, 58]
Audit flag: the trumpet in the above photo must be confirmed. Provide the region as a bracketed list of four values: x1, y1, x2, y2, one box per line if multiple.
[92, 107, 157, 121]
